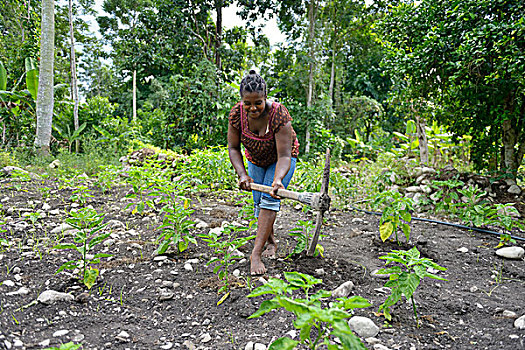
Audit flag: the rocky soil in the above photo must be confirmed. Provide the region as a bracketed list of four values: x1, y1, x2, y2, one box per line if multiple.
[0, 168, 525, 350]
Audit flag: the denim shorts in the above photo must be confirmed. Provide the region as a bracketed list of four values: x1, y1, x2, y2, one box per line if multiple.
[247, 157, 297, 217]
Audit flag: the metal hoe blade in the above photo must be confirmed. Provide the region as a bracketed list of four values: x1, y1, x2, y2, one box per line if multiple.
[307, 148, 331, 256]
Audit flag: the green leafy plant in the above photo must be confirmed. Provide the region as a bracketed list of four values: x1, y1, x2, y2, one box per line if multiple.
[53, 208, 112, 289]
[452, 185, 490, 227]
[153, 179, 196, 254]
[430, 179, 464, 214]
[248, 271, 370, 349]
[70, 184, 93, 205]
[487, 203, 524, 248]
[372, 190, 414, 243]
[287, 220, 324, 257]
[377, 247, 447, 325]
[38, 186, 52, 200]
[124, 163, 160, 215]
[200, 225, 255, 295]
[43, 342, 82, 350]
[53, 122, 87, 153]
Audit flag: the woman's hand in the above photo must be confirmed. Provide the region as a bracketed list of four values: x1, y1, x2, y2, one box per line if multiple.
[270, 179, 284, 199]
[238, 174, 253, 191]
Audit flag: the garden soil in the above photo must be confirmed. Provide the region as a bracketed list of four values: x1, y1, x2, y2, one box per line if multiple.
[0, 177, 524, 350]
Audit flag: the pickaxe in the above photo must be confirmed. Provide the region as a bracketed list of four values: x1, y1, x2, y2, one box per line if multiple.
[246, 148, 331, 256]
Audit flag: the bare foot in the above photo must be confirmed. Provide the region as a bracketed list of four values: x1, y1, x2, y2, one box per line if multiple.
[262, 243, 277, 258]
[250, 255, 266, 275]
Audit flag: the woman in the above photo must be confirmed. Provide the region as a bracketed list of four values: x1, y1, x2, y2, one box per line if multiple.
[227, 70, 300, 275]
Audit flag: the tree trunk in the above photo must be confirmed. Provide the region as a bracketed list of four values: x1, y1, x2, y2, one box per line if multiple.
[133, 70, 137, 122]
[34, 0, 55, 156]
[215, 0, 222, 70]
[410, 102, 429, 165]
[328, 6, 337, 108]
[68, 0, 80, 153]
[305, 0, 317, 155]
[501, 94, 524, 181]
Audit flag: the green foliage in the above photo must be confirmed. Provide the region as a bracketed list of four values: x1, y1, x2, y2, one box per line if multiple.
[0, 150, 18, 167]
[248, 271, 370, 349]
[53, 208, 112, 289]
[42, 342, 82, 350]
[287, 220, 324, 258]
[124, 162, 163, 215]
[429, 179, 464, 214]
[200, 225, 255, 295]
[152, 179, 196, 255]
[372, 190, 414, 244]
[377, 247, 447, 325]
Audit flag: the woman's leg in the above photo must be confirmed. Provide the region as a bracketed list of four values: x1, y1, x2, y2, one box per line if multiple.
[250, 158, 297, 274]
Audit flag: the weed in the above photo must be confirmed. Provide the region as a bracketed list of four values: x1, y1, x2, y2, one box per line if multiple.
[377, 247, 447, 326]
[53, 207, 112, 289]
[42, 342, 82, 350]
[248, 271, 370, 349]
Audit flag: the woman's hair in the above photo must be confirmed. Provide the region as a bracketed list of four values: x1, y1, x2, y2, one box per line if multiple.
[240, 70, 267, 97]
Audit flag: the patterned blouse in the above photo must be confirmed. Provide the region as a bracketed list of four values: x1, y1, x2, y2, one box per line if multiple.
[229, 101, 300, 167]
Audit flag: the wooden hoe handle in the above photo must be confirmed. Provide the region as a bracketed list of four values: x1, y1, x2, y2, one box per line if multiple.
[249, 183, 302, 202]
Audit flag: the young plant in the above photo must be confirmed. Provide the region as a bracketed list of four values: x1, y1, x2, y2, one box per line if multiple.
[38, 186, 52, 200]
[287, 220, 324, 257]
[124, 163, 160, 215]
[43, 342, 82, 350]
[430, 179, 464, 214]
[0, 221, 8, 249]
[153, 179, 196, 254]
[70, 184, 94, 205]
[453, 185, 491, 227]
[248, 271, 370, 349]
[377, 247, 447, 325]
[372, 190, 414, 244]
[487, 203, 524, 248]
[53, 207, 112, 289]
[200, 225, 255, 295]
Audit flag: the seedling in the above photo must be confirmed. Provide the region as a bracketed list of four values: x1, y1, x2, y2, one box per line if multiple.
[200, 225, 255, 295]
[42, 342, 82, 350]
[38, 186, 52, 199]
[70, 184, 93, 205]
[377, 247, 447, 326]
[372, 189, 414, 244]
[248, 271, 370, 349]
[53, 208, 112, 289]
[430, 179, 464, 214]
[287, 219, 324, 257]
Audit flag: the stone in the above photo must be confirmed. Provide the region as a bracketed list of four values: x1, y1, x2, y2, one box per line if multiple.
[7, 287, 30, 296]
[245, 341, 254, 350]
[420, 185, 432, 194]
[200, 333, 212, 343]
[161, 342, 174, 349]
[106, 220, 126, 230]
[457, 247, 469, 253]
[348, 316, 380, 338]
[514, 315, 525, 329]
[496, 247, 524, 260]
[159, 292, 175, 302]
[2, 280, 15, 287]
[48, 160, 61, 169]
[233, 269, 241, 277]
[183, 340, 196, 350]
[52, 330, 70, 337]
[38, 290, 75, 304]
[373, 345, 392, 350]
[2, 166, 28, 176]
[365, 337, 381, 345]
[332, 281, 355, 298]
[184, 263, 193, 272]
[371, 269, 390, 279]
[508, 185, 522, 195]
[51, 223, 76, 234]
[42, 203, 52, 211]
[405, 186, 420, 193]
[254, 344, 267, 350]
[502, 310, 517, 318]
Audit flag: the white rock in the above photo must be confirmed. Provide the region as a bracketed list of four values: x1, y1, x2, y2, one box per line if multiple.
[254, 344, 266, 350]
[514, 315, 525, 329]
[365, 337, 381, 345]
[48, 160, 61, 169]
[405, 186, 420, 193]
[315, 268, 325, 275]
[154, 256, 168, 261]
[208, 227, 224, 236]
[2, 166, 28, 176]
[200, 333, 212, 343]
[371, 269, 390, 279]
[503, 310, 517, 318]
[106, 220, 126, 230]
[508, 185, 522, 195]
[457, 247, 469, 253]
[49, 209, 60, 215]
[2, 280, 15, 287]
[4, 340, 11, 349]
[53, 330, 70, 337]
[161, 342, 173, 349]
[285, 330, 297, 339]
[496, 247, 524, 260]
[51, 223, 76, 234]
[117, 331, 130, 338]
[12, 339, 23, 347]
[348, 316, 379, 338]
[332, 281, 355, 298]
[420, 185, 432, 194]
[469, 286, 478, 293]
[37, 290, 74, 304]
[195, 220, 209, 229]
[7, 287, 30, 296]
[373, 345, 392, 350]
[245, 341, 254, 350]
[184, 263, 193, 272]
[39, 339, 50, 347]
[233, 269, 240, 277]
[42, 203, 52, 211]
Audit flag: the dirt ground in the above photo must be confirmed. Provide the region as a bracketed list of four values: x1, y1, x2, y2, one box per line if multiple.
[0, 176, 524, 350]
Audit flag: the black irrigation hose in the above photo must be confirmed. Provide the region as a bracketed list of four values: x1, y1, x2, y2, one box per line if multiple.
[347, 205, 525, 242]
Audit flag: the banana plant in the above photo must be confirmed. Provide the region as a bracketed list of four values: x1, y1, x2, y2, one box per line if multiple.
[53, 122, 87, 153]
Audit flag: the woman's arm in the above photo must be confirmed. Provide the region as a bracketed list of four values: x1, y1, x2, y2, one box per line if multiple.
[271, 121, 293, 198]
[227, 123, 253, 190]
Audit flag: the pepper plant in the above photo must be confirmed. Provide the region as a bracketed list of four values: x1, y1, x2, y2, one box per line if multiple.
[248, 271, 370, 349]
[53, 208, 112, 289]
[200, 224, 255, 295]
[377, 247, 447, 326]
[372, 189, 414, 244]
